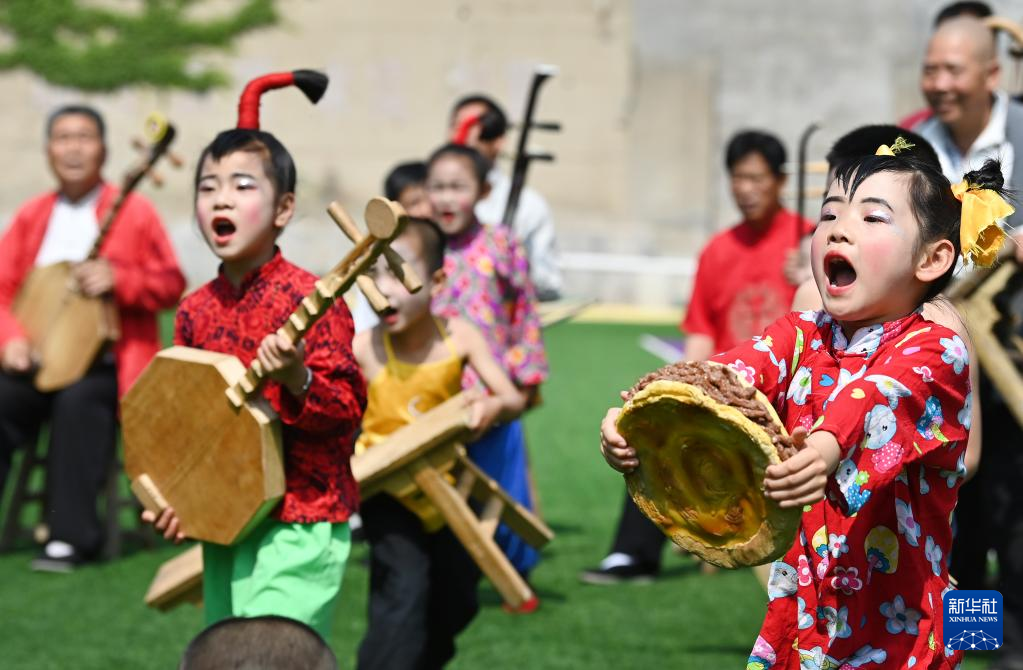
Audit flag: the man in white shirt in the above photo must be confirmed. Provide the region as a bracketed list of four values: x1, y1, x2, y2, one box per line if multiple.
[914, 17, 1014, 184]
[449, 94, 563, 301]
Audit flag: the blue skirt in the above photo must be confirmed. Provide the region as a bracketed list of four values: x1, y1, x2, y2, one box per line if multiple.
[468, 419, 539, 575]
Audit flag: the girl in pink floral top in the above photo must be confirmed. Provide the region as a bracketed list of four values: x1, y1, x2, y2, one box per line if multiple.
[601, 148, 1012, 667]
[426, 143, 548, 585]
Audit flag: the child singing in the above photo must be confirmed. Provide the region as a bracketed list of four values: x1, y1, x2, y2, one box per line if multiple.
[426, 143, 548, 598]
[601, 141, 1012, 669]
[143, 71, 366, 638]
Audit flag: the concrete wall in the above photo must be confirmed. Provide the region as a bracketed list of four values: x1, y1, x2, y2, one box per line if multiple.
[3, 0, 1023, 306]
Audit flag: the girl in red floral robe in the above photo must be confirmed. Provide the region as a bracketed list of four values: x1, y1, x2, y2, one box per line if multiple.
[601, 148, 1012, 669]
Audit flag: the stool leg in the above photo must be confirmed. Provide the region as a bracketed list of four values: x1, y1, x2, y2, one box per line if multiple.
[0, 437, 45, 553]
[103, 459, 121, 560]
[0, 452, 31, 552]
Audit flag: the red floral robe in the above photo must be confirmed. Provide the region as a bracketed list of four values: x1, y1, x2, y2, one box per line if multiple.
[718, 310, 969, 670]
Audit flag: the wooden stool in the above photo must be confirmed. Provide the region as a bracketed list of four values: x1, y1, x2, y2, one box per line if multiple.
[143, 394, 554, 611]
[0, 435, 154, 558]
[0, 436, 48, 552]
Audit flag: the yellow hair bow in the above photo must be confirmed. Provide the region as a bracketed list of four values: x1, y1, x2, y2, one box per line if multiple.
[875, 137, 915, 156]
[952, 179, 1014, 267]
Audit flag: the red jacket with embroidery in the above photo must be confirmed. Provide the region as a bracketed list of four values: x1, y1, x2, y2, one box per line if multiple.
[0, 183, 186, 396]
[174, 251, 367, 523]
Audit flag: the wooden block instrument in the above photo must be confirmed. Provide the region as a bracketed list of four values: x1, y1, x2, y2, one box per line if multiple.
[13, 113, 180, 391]
[143, 394, 554, 611]
[122, 198, 419, 546]
[950, 253, 1023, 428]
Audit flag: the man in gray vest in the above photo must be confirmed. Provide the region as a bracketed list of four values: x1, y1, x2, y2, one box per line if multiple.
[910, 15, 1023, 670]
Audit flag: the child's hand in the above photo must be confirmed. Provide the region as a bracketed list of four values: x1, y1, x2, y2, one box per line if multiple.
[141, 507, 186, 544]
[257, 334, 309, 396]
[466, 391, 502, 439]
[601, 404, 638, 473]
[763, 428, 841, 508]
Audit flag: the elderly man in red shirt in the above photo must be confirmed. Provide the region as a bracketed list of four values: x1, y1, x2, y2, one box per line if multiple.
[0, 105, 185, 571]
[582, 130, 811, 583]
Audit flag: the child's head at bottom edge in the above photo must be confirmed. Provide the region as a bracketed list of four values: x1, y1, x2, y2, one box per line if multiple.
[178, 615, 337, 670]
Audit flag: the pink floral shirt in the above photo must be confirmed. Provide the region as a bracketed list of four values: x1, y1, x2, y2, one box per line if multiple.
[433, 220, 548, 389]
[721, 311, 969, 670]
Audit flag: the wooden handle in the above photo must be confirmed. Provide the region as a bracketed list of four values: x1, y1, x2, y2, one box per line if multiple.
[131, 473, 169, 514]
[328, 202, 422, 293]
[225, 232, 398, 408]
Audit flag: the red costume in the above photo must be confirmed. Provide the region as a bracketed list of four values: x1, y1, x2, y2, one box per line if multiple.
[720, 310, 969, 670]
[683, 208, 812, 352]
[175, 250, 366, 523]
[0, 183, 185, 395]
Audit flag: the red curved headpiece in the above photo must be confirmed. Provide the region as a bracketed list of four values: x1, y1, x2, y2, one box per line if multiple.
[237, 69, 329, 130]
[450, 112, 482, 145]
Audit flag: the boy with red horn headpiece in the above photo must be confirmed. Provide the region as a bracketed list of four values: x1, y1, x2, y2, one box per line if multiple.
[144, 70, 367, 638]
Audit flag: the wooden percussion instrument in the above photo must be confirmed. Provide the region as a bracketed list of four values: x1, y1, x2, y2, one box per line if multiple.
[13, 113, 179, 392]
[143, 394, 554, 611]
[122, 198, 418, 546]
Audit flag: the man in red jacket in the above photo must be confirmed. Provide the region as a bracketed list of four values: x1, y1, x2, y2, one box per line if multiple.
[0, 105, 186, 571]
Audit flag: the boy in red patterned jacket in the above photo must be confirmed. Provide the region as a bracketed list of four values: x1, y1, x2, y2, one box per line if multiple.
[143, 71, 366, 638]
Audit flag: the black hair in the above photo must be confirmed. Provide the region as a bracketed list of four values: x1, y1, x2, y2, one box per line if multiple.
[934, 1, 992, 26]
[46, 104, 105, 141]
[427, 143, 490, 188]
[178, 616, 336, 670]
[194, 128, 296, 199]
[831, 155, 1008, 301]
[725, 130, 786, 177]
[384, 161, 428, 201]
[450, 94, 507, 140]
[402, 217, 447, 273]
[826, 125, 942, 172]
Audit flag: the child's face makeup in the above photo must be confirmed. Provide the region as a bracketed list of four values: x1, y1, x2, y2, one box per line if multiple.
[195, 150, 287, 276]
[372, 235, 437, 334]
[811, 171, 925, 330]
[426, 155, 482, 235]
[398, 184, 434, 219]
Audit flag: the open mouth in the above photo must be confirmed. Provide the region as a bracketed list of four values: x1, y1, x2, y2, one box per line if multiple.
[212, 218, 236, 238]
[824, 253, 857, 288]
[379, 306, 399, 324]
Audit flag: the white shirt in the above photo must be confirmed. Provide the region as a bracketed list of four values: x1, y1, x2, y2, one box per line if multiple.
[34, 185, 101, 267]
[475, 168, 563, 301]
[916, 90, 1015, 186]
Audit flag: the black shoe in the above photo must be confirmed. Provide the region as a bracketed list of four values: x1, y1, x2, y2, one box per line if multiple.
[579, 562, 658, 585]
[30, 542, 87, 573]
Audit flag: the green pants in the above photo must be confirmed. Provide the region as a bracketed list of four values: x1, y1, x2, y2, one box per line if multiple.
[202, 518, 351, 639]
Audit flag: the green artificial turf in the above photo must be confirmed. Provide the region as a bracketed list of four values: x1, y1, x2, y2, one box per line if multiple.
[0, 321, 992, 668]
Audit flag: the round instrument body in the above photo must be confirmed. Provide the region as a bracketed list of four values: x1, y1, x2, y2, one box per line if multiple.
[13, 261, 118, 391]
[122, 346, 284, 545]
[616, 373, 800, 568]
